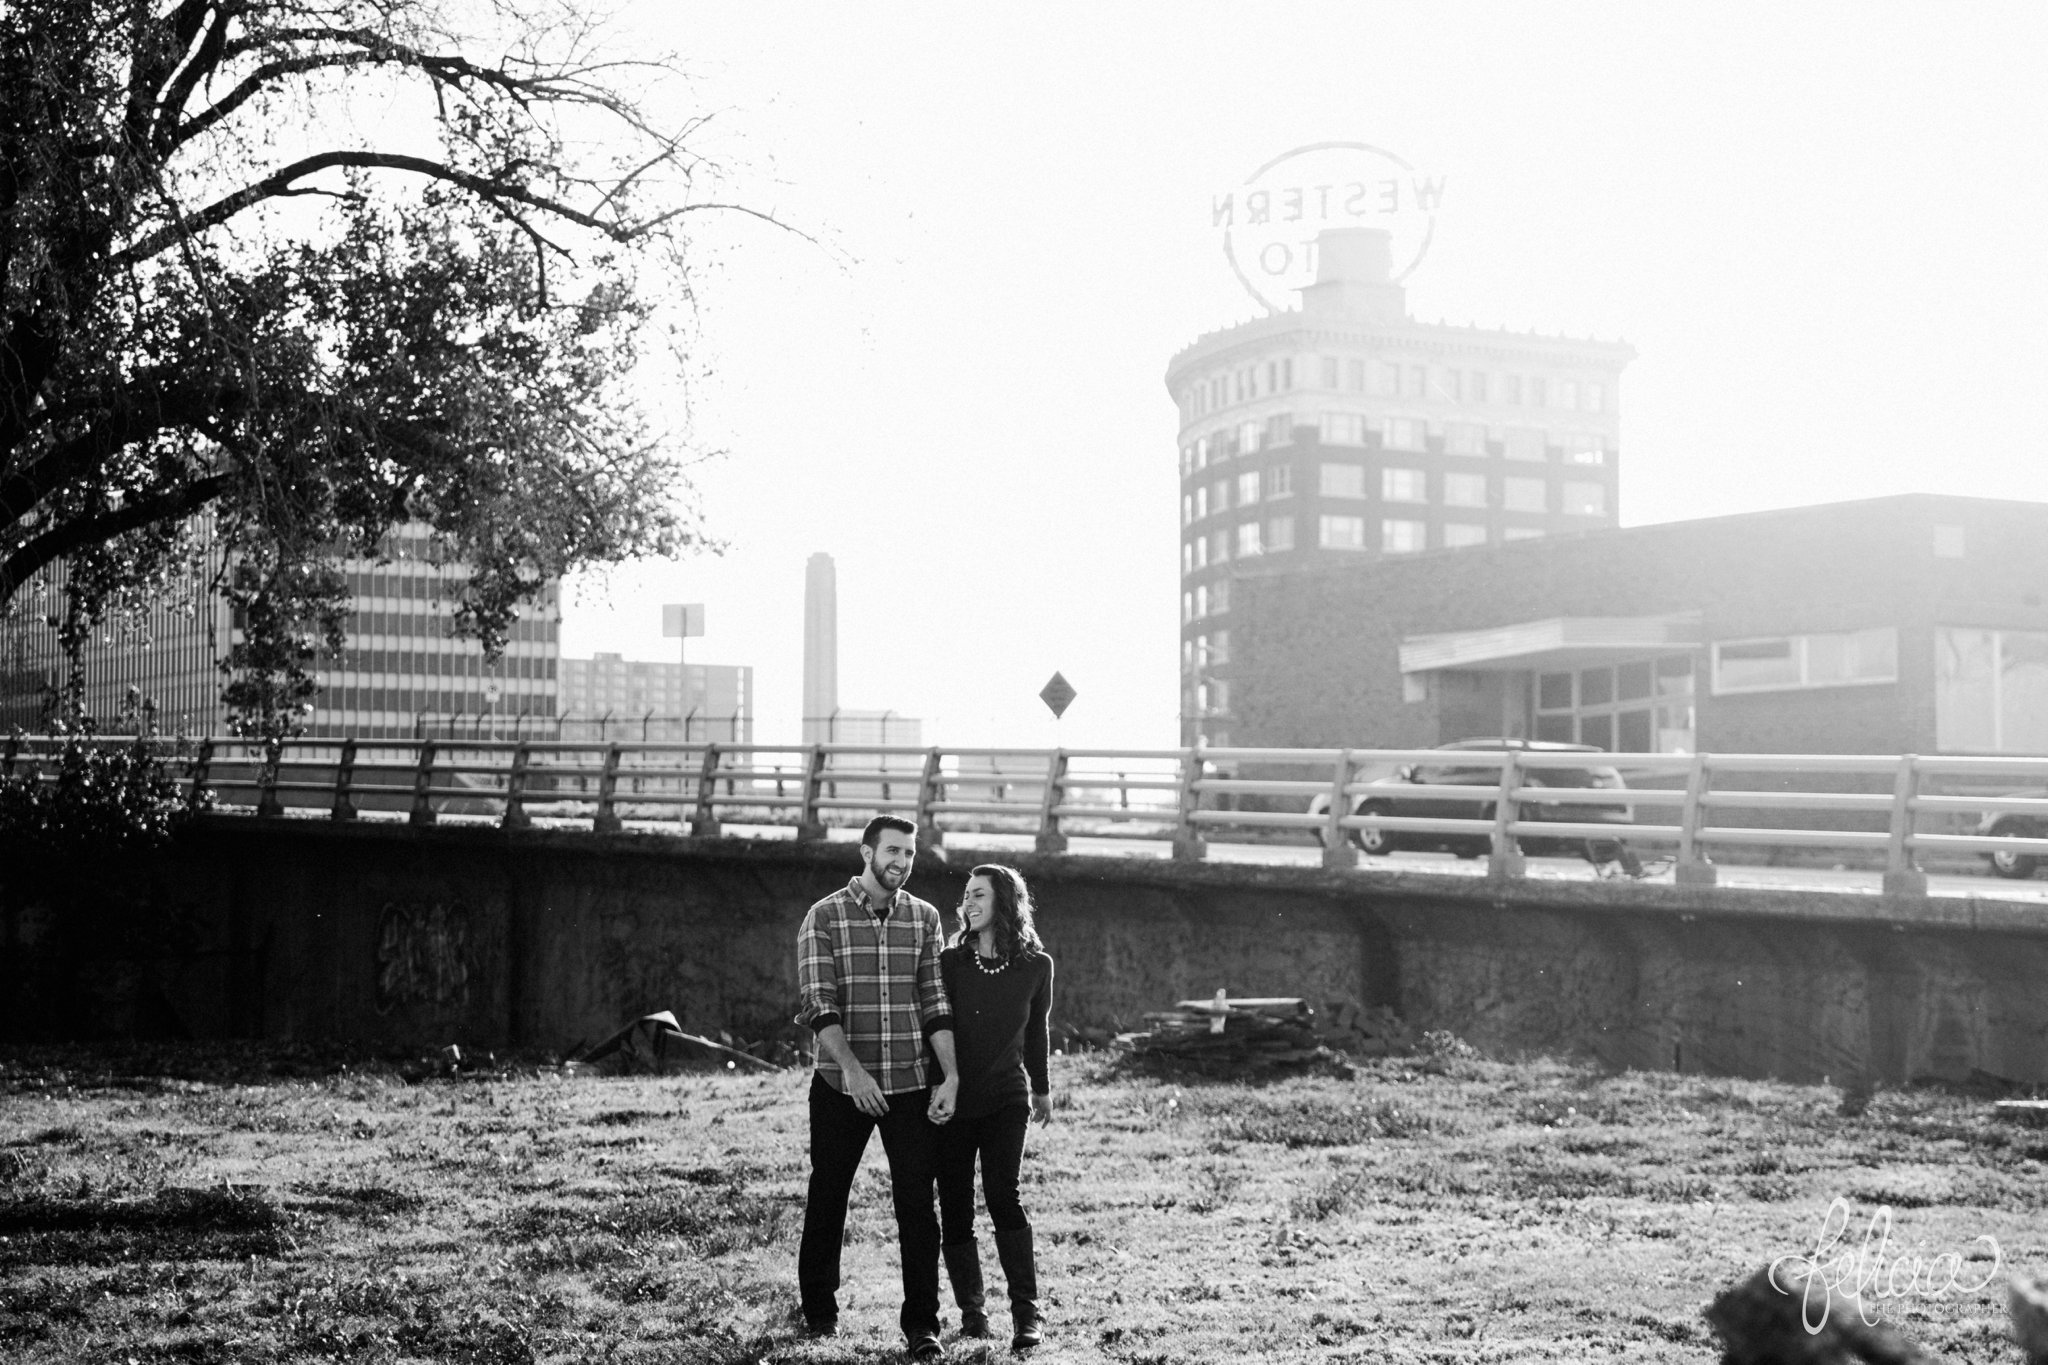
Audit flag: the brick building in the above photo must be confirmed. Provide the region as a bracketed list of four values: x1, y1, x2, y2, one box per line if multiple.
[1223, 493, 2048, 757]
[1165, 227, 1635, 744]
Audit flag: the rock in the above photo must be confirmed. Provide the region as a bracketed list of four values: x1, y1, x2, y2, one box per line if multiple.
[1705, 1263, 1940, 1364]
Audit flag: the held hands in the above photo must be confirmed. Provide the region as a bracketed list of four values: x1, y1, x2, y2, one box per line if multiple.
[1030, 1093, 1054, 1125]
[927, 1075, 959, 1125]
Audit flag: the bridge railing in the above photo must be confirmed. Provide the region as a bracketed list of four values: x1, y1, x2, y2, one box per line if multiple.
[6, 733, 2048, 890]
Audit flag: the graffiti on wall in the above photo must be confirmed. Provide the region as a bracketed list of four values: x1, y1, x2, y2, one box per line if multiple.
[375, 901, 472, 1014]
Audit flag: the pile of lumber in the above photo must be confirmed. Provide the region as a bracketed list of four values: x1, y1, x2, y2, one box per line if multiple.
[1113, 991, 1413, 1075]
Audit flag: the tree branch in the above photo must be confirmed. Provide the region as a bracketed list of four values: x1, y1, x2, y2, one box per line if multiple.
[0, 474, 233, 610]
[110, 149, 662, 270]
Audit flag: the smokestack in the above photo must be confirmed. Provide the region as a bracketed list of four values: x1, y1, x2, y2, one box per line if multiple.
[802, 553, 837, 743]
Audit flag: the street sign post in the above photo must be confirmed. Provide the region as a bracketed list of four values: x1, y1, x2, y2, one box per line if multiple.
[662, 604, 706, 735]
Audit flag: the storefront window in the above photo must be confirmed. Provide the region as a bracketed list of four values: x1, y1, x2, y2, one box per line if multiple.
[1937, 627, 2048, 753]
[1534, 656, 1694, 753]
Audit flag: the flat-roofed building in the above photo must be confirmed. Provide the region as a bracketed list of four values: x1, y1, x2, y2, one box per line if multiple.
[1165, 226, 1635, 746]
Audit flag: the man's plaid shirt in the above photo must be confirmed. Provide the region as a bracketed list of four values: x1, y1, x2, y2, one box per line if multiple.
[795, 878, 954, 1095]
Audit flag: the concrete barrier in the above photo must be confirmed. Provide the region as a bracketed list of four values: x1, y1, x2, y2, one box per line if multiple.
[5, 818, 2047, 1084]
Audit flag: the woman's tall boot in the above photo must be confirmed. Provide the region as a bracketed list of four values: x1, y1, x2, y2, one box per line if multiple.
[942, 1240, 989, 1338]
[993, 1226, 1042, 1349]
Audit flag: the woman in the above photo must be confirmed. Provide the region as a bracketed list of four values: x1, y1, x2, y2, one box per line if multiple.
[930, 863, 1054, 1350]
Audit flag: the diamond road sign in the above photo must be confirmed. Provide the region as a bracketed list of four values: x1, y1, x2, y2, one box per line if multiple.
[1039, 672, 1077, 719]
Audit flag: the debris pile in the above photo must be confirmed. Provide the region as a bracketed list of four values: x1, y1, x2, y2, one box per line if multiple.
[1113, 992, 1414, 1076]
[567, 1010, 790, 1075]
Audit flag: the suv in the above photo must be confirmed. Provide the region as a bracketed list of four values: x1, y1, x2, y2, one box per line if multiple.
[1310, 738, 1636, 865]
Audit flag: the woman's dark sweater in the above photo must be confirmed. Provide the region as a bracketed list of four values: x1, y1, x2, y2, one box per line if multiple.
[939, 943, 1053, 1119]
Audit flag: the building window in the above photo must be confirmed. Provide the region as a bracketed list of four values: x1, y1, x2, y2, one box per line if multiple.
[1194, 487, 1208, 519]
[1319, 463, 1367, 498]
[1236, 522, 1262, 557]
[1266, 515, 1295, 551]
[1586, 383, 1606, 413]
[1439, 369, 1462, 402]
[1346, 359, 1365, 391]
[1382, 468, 1427, 503]
[1372, 361, 1400, 396]
[1319, 515, 1368, 551]
[1263, 413, 1292, 447]
[1936, 627, 2048, 752]
[1237, 470, 1261, 505]
[1181, 542, 1193, 574]
[1209, 579, 1230, 614]
[1503, 427, 1547, 461]
[1503, 374, 1523, 405]
[1194, 536, 1207, 568]
[1444, 422, 1486, 456]
[1557, 380, 1578, 411]
[1405, 365, 1426, 398]
[1470, 371, 1490, 404]
[1536, 656, 1694, 752]
[1210, 530, 1230, 563]
[1712, 628, 1899, 695]
[1321, 356, 1339, 388]
[1213, 426, 1237, 461]
[1182, 592, 1194, 623]
[1180, 445, 1195, 478]
[1209, 629, 1230, 665]
[1320, 412, 1369, 446]
[1266, 464, 1292, 497]
[1182, 495, 1193, 526]
[1238, 420, 1261, 454]
[1442, 522, 1487, 548]
[1382, 519, 1426, 554]
[1562, 481, 1607, 516]
[1504, 526, 1545, 541]
[1382, 417, 1424, 451]
[1561, 435, 1606, 466]
[1444, 472, 1487, 508]
[1503, 477, 1547, 512]
[1529, 377, 1548, 408]
[1211, 479, 1230, 512]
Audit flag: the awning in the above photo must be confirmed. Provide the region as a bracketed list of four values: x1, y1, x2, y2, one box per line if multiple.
[1399, 613, 1702, 674]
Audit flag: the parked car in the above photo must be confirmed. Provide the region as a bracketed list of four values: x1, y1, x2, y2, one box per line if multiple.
[1310, 738, 1637, 867]
[1975, 790, 2048, 879]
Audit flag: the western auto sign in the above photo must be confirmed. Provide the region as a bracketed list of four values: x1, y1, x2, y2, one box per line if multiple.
[1213, 141, 1444, 313]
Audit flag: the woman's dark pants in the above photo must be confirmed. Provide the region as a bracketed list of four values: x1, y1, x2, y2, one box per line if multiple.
[798, 1074, 941, 1337]
[936, 1103, 1031, 1241]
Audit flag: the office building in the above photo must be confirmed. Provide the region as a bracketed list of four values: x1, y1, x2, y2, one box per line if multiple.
[0, 521, 560, 738]
[558, 653, 753, 742]
[1165, 226, 1635, 745]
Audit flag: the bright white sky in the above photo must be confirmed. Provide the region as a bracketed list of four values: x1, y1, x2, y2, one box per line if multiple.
[553, 2, 2048, 751]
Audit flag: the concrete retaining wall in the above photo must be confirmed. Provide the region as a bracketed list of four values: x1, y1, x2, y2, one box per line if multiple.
[6, 818, 2048, 1084]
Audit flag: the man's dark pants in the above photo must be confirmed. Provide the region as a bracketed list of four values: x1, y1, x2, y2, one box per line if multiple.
[799, 1073, 941, 1336]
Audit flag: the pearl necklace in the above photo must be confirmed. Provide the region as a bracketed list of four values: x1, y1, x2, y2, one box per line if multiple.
[970, 947, 1010, 975]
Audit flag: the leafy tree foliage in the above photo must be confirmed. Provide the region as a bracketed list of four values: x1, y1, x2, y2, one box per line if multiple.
[1, 0, 736, 730]
[0, 696, 196, 860]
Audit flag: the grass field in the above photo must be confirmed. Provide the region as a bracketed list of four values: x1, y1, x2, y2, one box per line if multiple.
[0, 1042, 2035, 1363]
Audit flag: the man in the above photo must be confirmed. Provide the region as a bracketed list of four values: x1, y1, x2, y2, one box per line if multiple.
[795, 814, 960, 1361]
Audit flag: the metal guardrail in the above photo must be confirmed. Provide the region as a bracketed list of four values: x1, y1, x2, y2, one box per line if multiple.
[5, 735, 2048, 893]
